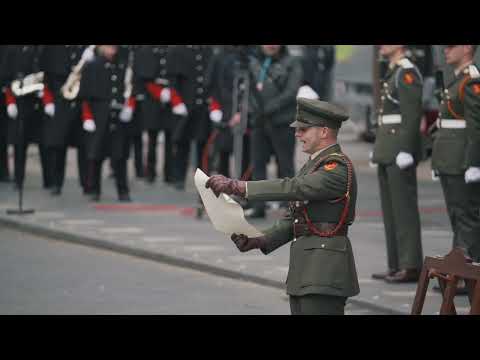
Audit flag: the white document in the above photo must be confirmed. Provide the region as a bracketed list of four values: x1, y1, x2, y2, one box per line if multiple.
[194, 169, 264, 238]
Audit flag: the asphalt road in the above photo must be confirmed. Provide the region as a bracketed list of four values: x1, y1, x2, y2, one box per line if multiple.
[0, 227, 384, 315]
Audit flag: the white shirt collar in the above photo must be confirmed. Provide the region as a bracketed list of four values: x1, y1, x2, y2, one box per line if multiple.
[454, 61, 473, 77]
[310, 143, 338, 161]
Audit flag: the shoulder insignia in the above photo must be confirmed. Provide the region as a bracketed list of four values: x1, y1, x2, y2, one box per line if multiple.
[468, 65, 480, 79]
[398, 58, 414, 69]
[403, 72, 415, 85]
[324, 161, 338, 171]
[472, 83, 480, 95]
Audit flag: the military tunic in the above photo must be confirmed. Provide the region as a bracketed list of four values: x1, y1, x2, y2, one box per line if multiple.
[431, 64, 480, 261]
[247, 144, 360, 313]
[372, 57, 424, 272]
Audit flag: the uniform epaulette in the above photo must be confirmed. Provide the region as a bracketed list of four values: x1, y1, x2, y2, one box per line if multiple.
[397, 58, 414, 69]
[468, 65, 480, 79]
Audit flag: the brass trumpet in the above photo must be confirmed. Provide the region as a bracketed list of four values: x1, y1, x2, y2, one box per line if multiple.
[11, 72, 45, 97]
[61, 45, 96, 100]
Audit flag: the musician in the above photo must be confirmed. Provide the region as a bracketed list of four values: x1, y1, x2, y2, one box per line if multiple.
[0, 46, 11, 182]
[3, 45, 51, 191]
[132, 45, 174, 184]
[40, 45, 94, 195]
[166, 45, 214, 190]
[79, 45, 134, 202]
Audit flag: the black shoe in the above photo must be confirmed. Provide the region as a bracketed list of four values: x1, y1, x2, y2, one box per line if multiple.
[90, 193, 100, 202]
[145, 174, 156, 184]
[372, 269, 397, 280]
[51, 186, 62, 196]
[118, 193, 132, 202]
[136, 171, 145, 179]
[244, 208, 266, 219]
[0, 175, 11, 183]
[385, 269, 421, 283]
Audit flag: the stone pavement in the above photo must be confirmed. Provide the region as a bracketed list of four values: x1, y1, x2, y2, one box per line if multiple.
[0, 124, 471, 315]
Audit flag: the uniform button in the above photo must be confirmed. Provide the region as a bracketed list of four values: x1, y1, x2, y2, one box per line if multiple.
[294, 219, 299, 224]
[112, 87, 118, 94]
[195, 99, 203, 105]
[381, 96, 385, 100]
[160, 70, 166, 76]
[111, 75, 118, 81]
[153, 48, 159, 53]
[196, 54, 203, 61]
[197, 88, 204, 94]
[391, 129, 396, 134]
[71, 53, 77, 60]
[197, 76, 204, 82]
[104, 63, 111, 69]
[196, 65, 203, 71]
[160, 58, 166, 65]
[321, 244, 326, 249]
[70, 102, 76, 108]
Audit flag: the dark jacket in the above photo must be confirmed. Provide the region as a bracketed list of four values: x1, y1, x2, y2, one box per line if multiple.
[248, 46, 303, 128]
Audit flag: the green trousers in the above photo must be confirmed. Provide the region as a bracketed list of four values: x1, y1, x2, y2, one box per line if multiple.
[439, 174, 480, 262]
[377, 164, 423, 270]
[289, 294, 347, 315]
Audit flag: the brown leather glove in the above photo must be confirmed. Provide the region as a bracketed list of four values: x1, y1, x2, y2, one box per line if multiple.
[231, 233, 268, 253]
[205, 175, 246, 198]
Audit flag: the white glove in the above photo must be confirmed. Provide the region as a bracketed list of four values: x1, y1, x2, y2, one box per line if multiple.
[7, 104, 18, 119]
[81, 47, 95, 63]
[172, 103, 188, 116]
[119, 106, 133, 123]
[465, 167, 480, 183]
[369, 151, 377, 168]
[396, 152, 414, 170]
[297, 85, 319, 100]
[83, 119, 96, 132]
[44, 103, 55, 117]
[210, 109, 223, 124]
[160, 88, 171, 104]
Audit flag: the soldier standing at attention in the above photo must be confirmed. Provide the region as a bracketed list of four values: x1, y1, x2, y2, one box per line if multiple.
[79, 45, 134, 202]
[133, 45, 174, 184]
[432, 45, 480, 264]
[206, 98, 360, 315]
[370, 45, 424, 284]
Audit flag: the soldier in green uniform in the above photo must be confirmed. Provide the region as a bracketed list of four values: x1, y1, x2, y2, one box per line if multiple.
[432, 45, 480, 264]
[206, 98, 359, 315]
[370, 45, 424, 283]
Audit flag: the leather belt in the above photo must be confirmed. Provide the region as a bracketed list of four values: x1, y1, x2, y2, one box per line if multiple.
[294, 223, 348, 238]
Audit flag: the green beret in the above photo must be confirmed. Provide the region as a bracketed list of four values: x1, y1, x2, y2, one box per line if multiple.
[290, 98, 350, 129]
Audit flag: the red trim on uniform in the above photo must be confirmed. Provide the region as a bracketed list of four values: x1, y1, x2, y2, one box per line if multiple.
[146, 82, 164, 100]
[170, 88, 184, 107]
[208, 97, 222, 112]
[82, 101, 94, 122]
[4, 87, 16, 105]
[127, 96, 137, 109]
[42, 85, 54, 106]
